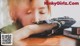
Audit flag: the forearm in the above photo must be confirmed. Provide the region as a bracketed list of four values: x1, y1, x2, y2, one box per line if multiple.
[12, 23, 57, 46]
[13, 23, 57, 39]
[27, 23, 57, 34]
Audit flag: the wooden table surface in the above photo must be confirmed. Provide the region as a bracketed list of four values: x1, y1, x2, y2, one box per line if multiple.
[22, 35, 77, 46]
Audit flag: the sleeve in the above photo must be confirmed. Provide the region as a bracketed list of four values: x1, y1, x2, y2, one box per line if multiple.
[1, 23, 17, 33]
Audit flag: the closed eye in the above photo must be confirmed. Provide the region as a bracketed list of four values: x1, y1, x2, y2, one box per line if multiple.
[39, 11, 45, 14]
[39, 10, 46, 14]
[25, 10, 32, 14]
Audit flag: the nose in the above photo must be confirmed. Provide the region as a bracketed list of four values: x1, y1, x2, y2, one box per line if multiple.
[34, 10, 40, 23]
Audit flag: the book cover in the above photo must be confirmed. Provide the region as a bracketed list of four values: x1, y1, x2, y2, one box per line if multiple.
[0, 0, 80, 46]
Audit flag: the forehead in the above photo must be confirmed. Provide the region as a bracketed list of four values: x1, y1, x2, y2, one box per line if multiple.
[17, 0, 47, 8]
[32, 0, 46, 7]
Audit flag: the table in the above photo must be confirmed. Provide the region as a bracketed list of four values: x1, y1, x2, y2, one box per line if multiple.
[23, 35, 77, 46]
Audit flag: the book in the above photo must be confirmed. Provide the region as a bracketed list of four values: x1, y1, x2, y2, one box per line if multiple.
[0, 0, 80, 46]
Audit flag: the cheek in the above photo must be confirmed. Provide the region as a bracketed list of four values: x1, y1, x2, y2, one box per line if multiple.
[16, 10, 34, 26]
[21, 15, 33, 26]
[40, 10, 50, 20]
[40, 14, 50, 20]
[18, 15, 35, 26]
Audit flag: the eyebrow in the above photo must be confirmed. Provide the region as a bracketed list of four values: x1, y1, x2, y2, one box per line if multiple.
[39, 7, 45, 9]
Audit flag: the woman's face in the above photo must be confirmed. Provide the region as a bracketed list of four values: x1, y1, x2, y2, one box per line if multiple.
[16, 0, 50, 26]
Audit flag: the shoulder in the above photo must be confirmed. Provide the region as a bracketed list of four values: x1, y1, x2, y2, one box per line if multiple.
[1, 23, 18, 33]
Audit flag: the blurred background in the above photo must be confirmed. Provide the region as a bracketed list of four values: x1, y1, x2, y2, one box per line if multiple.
[0, 0, 80, 28]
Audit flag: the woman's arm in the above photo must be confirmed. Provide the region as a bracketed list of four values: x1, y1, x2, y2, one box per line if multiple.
[12, 23, 57, 46]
